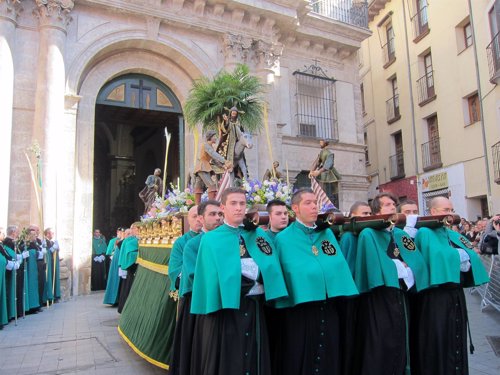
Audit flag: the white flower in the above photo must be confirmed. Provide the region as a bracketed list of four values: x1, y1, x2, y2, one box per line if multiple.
[263, 180, 270, 186]
[254, 195, 261, 202]
[276, 192, 282, 198]
[179, 206, 188, 213]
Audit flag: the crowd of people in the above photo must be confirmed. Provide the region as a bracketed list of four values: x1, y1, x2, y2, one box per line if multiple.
[0, 225, 61, 329]
[99, 188, 493, 375]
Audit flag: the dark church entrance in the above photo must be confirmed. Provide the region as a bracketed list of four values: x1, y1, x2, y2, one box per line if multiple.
[93, 74, 184, 238]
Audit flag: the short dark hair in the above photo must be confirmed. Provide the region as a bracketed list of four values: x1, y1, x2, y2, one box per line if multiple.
[220, 187, 246, 204]
[291, 188, 315, 206]
[198, 200, 221, 215]
[398, 199, 417, 213]
[266, 199, 287, 213]
[371, 192, 399, 214]
[349, 201, 370, 216]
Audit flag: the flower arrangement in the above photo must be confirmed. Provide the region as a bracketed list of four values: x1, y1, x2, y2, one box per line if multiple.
[242, 178, 292, 208]
[141, 184, 196, 221]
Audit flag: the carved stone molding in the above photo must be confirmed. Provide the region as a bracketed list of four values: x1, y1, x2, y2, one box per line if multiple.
[0, 0, 23, 24]
[33, 0, 74, 31]
[222, 33, 253, 63]
[252, 40, 282, 70]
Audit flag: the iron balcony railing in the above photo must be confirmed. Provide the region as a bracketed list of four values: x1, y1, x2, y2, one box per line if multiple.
[421, 138, 442, 171]
[386, 94, 400, 123]
[493, 141, 500, 184]
[487, 32, 500, 84]
[310, 0, 369, 29]
[410, 5, 429, 40]
[417, 70, 436, 105]
[389, 151, 405, 179]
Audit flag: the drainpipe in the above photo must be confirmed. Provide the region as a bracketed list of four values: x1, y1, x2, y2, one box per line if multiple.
[401, 0, 420, 206]
[468, 0, 493, 213]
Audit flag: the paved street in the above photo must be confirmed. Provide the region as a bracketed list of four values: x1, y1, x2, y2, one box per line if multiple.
[0, 291, 498, 375]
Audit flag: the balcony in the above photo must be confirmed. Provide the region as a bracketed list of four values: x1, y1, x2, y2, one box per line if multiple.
[389, 151, 405, 180]
[410, 5, 430, 42]
[382, 38, 396, 67]
[417, 71, 436, 106]
[421, 138, 442, 171]
[487, 32, 500, 84]
[493, 141, 500, 184]
[311, 0, 369, 29]
[386, 94, 400, 124]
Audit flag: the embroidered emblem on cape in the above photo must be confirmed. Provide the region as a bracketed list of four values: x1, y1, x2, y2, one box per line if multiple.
[402, 236, 416, 251]
[393, 246, 400, 258]
[459, 236, 473, 249]
[256, 236, 272, 255]
[321, 240, 337, 256]
[312, 245, 319, 256]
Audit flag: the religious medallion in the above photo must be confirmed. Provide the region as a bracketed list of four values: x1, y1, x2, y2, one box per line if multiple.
[393, 246, 400, 258]
[312, 245, 319, 256]
[240, 244, 247, 257]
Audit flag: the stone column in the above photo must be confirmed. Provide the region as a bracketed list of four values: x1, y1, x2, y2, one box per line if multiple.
[32, 0, 74, 229]
[0, 0, 22, 228]
[252, 40, 282, 179]
[222, 33, 252, 70]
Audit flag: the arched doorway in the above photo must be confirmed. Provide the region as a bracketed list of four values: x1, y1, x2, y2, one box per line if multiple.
[93, 74, 183, 237]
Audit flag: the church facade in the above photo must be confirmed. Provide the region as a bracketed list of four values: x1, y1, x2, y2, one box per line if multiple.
[1, 0, 370, 297]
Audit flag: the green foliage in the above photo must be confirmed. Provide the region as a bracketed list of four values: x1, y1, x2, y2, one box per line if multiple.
[184, 64, 265, 132]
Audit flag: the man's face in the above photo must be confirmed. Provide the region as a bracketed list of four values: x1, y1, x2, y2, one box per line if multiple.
[222, 193, 247, 226]
[269, 205, 289, 232]
[292, 192, 318, 226]
[187, 206, 203, 232]
[230, 110, 238, 120]
[400, 204, 419, 216]
[378, 196, 397, 214]
[130, 226, 139, 237]
[202, 205, 224, 231]
[430, 199, 454, 215]
[28, 230, 37, 241]
[319, 140, 326, 148]
[94, 230, 101, 237]
[45, 230, 54, 240]
[124, 229, 131, 237]
[208, 135, 217, 145]
[351, 205, 372, 217]
[273, 161, 279, 169]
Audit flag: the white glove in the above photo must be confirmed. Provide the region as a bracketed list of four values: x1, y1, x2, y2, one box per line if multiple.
[93, 256, 99, 262]
[456, 248, 471, 272]
[41, 248, 47, 255]
[403, 215, 419, 239]
[118, 267, 128, 279]
[110, 255, 113, 260]
[22, 250, 29, 259]
[16, 254, 23, 262]
[38, 251, 44, 260]
[6, 260, 15, 271]
[14, 261, 20, 270]
[100, 255, 105, 262]
[392, 259, 415, 290]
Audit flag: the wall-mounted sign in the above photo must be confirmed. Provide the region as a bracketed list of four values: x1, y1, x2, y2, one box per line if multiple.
[421, 171, 448, 192]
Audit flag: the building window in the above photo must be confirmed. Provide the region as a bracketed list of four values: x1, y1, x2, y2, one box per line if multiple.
[487, 1, 500, 83]
[411, 0, 429, 41]
[360, 83, 366, 115]
[417, 52, 436, 105]
[464, 23, 473, 48]
[466, 92, 481, 125]
[382, 23, 396, 67]
[390, 132, 405, 179]
[421, 115, 442, 171]
[364, 131, 369, 165]
[293, 62, 337, 140]
[386, 76, 400, 123]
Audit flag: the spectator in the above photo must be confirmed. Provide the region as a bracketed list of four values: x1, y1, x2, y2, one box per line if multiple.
[479, 214, 500, 255]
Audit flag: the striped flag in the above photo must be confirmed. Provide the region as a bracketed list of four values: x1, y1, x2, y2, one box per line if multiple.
[215, 171, 231, 201]
[310, 177, 335, 211]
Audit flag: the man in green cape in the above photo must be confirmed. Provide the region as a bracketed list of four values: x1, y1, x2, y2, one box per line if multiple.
[42, 228, 61, 303]
[272, 188, 357, 375]
[168, 206, 202, 299]
[25, 228, 42, 313]
[264, 199, 289, 243]
[190, 188, 287, 375]
[171, 200, 223, 375]
[412, 197, 489, 375]
[103, 227, 125, 306]
[2, 226, 27, 316]
[353, 192, 429, 375]
[91, 229, 107, 291]
[117, 224, 139, 313]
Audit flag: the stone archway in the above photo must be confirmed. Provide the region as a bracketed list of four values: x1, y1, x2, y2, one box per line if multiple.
[69, 41, 207, 295]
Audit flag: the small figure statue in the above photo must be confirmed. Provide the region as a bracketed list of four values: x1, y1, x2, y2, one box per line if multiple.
[263, 161, 284, 182]
[138, 168, 162, 214]
[216, 106, 253, 185]
[309, 139, 341, 185]
[194, 130, 231, 205]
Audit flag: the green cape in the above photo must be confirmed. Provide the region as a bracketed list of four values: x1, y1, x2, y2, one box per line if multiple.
[264, 229, 279, 244]
[354, 227, 430, 293]
[168, 231, 199, 292]
[191, 224, 288, 314]
[179, 233, 203, 297]
[106, 237, 117, 256]
[0, 254, 7, 325]
[43, 250, 60, 302]
[118, 236, 139, 270]
[274, 221, 358, 308]
[103, 246, 121, 305]
[340, 231, 358, 277]
[415, 227, 489, 287]
[26, 249, 40, 310]
[3, 245, 18, 319]
[92, 236, 107, 255]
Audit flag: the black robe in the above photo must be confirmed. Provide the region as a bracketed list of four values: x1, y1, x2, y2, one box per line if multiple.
[170, 293, 196, 375]
[117, 263, 137, 313]
[190, 275, 271, 375]
[4, 238, 26, 315]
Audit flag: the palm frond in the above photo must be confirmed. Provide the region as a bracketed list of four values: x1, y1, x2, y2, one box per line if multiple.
[184, 64, 265, 132]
